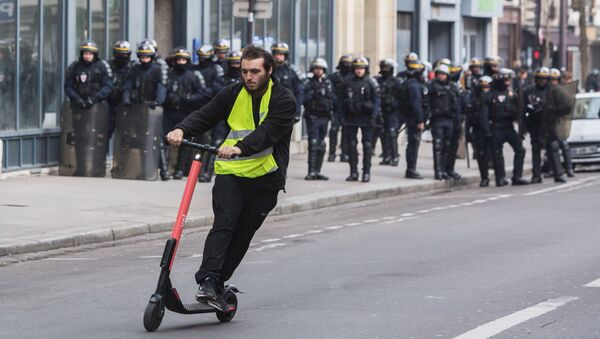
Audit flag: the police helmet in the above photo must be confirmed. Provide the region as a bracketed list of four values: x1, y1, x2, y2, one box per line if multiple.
[404, 52, 419, 65]
[352, 57, 369, 69]
[79, 40, 99, 58]
[438, 58, 452, 67]
[478, 75, 493, 88]
[310, 58, 328, 71]
[534, 67, 550, 79]
[434, 64, 450, 76]
[484, 56, 502, 66]
[138, 39, 158, 52]
[213, 39, 231, 53]
[169, 47, 192, 62]
[337, 54, 353, 69]
[406, 61, 426, 76]
[449, 65, 463, 76]
[498, 68, 514, 80]
[196, 45, 214, 60]
[271, 42, 289, 55]
[227, 50, 242, 64]
[469, 57, 483, 68]
[549, 68, 561, 80]
[379, 59, 396, 74]
[136, 43, 156, 59]
[112, 40, 131, 58]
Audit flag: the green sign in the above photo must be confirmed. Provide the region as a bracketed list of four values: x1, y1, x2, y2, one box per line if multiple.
[477, 0, 496, 12]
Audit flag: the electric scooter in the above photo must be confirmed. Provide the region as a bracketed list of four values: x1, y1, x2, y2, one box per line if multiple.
[143, 139, 239, 332]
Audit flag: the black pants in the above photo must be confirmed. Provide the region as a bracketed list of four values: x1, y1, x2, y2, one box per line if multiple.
[195, 175, 279, 286]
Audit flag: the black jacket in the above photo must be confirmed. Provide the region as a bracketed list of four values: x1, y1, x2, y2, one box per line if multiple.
[175, 77, 296, 190]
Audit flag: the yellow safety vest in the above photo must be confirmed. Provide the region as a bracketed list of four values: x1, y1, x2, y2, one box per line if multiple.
[214, 79, 279, 178]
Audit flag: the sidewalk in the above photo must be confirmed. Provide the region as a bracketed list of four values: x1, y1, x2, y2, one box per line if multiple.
[0, 140, 522, 257]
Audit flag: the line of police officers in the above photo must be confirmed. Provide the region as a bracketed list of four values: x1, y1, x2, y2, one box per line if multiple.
[62, 38, 574, 185]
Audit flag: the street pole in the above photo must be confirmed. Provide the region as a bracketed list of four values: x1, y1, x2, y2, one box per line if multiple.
[246, 0, 256, 46]
[559, 0, 567, 67]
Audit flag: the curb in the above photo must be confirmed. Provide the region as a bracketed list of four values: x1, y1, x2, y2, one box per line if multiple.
[0, 174, 481, 257]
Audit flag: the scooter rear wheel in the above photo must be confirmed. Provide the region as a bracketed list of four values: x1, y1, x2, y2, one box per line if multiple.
[216, 292, 237, 322]
[143, 301, 164, 331]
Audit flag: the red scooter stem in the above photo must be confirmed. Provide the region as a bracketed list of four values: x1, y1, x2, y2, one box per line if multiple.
[169, 153, 202, 270]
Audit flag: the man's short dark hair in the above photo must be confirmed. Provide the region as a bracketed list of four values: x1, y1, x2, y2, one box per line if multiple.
[241, 44, 274, 72]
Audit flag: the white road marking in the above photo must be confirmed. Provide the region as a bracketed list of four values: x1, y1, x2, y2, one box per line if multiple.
[583, 278, 600, 288]
[431, 206, 448, 211]
[416, 209, 432, 214]
[363, 219, 380, 223]
[453, 296, 578, 339]
[325, 226, 344, 230]
[43, 257, 98, 261]
[401, 213, 415, 217]
[283, 234, 304, 239]
[345, 222, 362, 226]
[261, 238, 281, 243]
[188, 254, 203, 259]
[425, 296, 444, 299]
[253, 243, 286, 252]
[380, 216, 397, 220]
[447, 204, 459, 208]
[473, 199, 487, 204]
[305, 230, 324, 234]
[523, 177, 599, 196]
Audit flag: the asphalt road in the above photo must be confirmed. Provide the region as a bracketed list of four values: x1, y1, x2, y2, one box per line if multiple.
[1, 174, 600, 339]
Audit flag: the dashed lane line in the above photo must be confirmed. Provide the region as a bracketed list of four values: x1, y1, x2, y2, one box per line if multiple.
[524, 176, 599, 196]
[583, 278, 600, 288]
[453, 296, 578, 339]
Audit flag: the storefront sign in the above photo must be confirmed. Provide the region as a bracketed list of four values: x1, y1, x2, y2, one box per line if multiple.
[0, 0, 15, 23]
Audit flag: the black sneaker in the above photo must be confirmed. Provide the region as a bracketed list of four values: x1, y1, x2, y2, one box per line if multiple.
[205, 293, 230, 312]
[346, 173, 359, 182]
[195, 277, 218, 301]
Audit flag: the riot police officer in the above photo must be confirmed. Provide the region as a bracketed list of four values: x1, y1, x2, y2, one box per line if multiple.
[465, 57, 483, 92]
[328, 54, 353, 162]
[466, 75, 493, 186]
[483, 56, 501, 78]
[108, 41, 133, 138]
[398, 61, 428, 179]
[138, 38, 169, 81]
[447, 63, 465, 180]
[428, 64, 462, 180]
[523, 67, 550, 183]
[549, 68, 574, 178]
[213, 39, 231, 73]
[303, 58, 335, 180]
[341, 57, 380, 182]
[65, 40, 113, 111]
[396, 52, 419, 81]
[271, 42, 304, 122]
[375, 59, 402, 166]
[121, 42, 168, 179]
[223, 51, 242, 85]
[481, 68, 529, 186]
[164, 47, 208, 179]
[195, 44, 225, 182]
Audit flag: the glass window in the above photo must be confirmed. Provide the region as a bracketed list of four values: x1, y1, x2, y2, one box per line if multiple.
[0, 0, 16, 131]
[19, 0, 40, 130]
[108, 0, 123, 46]
[265, 0, 278, 48]
[91, 0, 106, 59]
[278, 0, 292, 47]
[209, 0, 219, 44]
[76, 0, 88, 51]
[233, 16, 245, 50]
[318, 0, 329, 62]
[253, 19, 266, 47]
[298, 0, 308, 73]
[307, 0, 318, 66]
[396, 12, 412, 69]
[220, 0, 232, 42]
[42, 0, 61, 129]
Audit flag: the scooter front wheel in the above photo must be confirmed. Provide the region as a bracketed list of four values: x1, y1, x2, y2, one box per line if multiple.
[143, 301, 165, 331]
[216, 292, 238, 322]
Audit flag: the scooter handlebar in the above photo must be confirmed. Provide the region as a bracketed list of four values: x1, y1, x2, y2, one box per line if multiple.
[180, 139, 218, 154]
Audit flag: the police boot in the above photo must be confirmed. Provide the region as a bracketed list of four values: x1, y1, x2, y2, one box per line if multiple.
[159, 142, 170, 181]
[511, 146, 529, 186]
[493, 150, 509, 187]
[405, 167, 423, 180]
[314, 143, 329, 181]
[346, 143, 359, 181]
[340, 128, 349, 162]
[390, 133, 400, 167]
[172, 147, 186, 180]
[305, 142, 318, 180]
[531, 143, 542, 183]
[476, 150, 489, 187]
[362, 142, 373, 183]
[328, 128, 338, 162]
[379, 132, 391, 165]
[560, 140, 575, 177]
[549, 141, 567, 183]
[198, 152, 214, 183]
[444, 143, 461, 181]
[433, 139, 446, 180]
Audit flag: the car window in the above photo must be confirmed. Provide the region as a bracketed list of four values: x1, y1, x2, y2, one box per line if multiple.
[573, 96, 600, 119]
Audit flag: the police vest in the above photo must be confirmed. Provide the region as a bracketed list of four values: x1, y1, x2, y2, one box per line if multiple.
[305, 77, 334, 116]
[490, 89, 518, 126]
[378, 76, 397, 113]
[214, 80, 278, 178]
[130, 64, 162, 102]
[429, 81, 457, 119]
[346, 77, 375, 116]
[70, 61, 107, 100]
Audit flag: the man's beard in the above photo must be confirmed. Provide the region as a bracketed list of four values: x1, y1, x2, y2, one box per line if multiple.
[243, 75, 270, 96]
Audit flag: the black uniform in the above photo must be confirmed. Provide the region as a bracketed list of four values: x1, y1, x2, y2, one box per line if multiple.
[523, 84, 548, 181]
[303, 74, 335, 179]
[122, 62, 167, 106]
[273, 62, 304, 120]
[399, 75, 427, 178]
[65, 59, 113, 108]
[108, 59, 132, 136]
[465, 86, 492, 185]
[481, 84, 528, 186]
[328, 69, 351, 161]
[341, 74, 381, 182]
[427, 79, 461, 180]
[375, 73, 402, 166]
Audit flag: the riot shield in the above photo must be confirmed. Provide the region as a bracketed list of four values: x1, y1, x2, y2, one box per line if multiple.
[111, 103, 163, 180]
[59, 101, 110, 177]
[545, 81, 578, 141]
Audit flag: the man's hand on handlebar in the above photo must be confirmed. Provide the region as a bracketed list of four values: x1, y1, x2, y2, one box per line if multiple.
[166, 129, 184, 146]
[218, 146, 242, 159]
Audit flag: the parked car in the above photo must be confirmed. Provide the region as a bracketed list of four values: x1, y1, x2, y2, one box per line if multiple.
[567, 92, 600, 167]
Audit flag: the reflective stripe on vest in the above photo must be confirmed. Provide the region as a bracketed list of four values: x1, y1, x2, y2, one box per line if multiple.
[214, 79, 279, 178]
